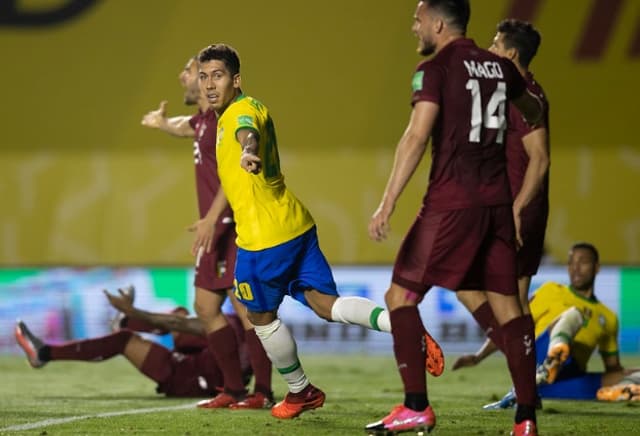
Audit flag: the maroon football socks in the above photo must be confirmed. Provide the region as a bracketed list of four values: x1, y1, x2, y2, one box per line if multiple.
[471, 302, 504, 351]
[390, 306, 429, 411]
[207, 325, 246, 397]
[45, 330, 133, 361]
[245, 328, 273, 397]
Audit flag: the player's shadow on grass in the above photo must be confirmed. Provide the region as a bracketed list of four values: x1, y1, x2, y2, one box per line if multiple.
[40, 395, 187, 402]
[541, 406, 638, 417]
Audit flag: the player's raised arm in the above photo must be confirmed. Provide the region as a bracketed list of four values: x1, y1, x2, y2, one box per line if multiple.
[369, 100, 438, 242]
[141, 100, 196, 137]
[238, 128, 262, 174]
[104, 289, 205, 336]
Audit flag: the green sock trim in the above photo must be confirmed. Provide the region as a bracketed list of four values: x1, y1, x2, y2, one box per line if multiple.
[370, 307, 384, 331]
[551, 333, 572, 344]
[277, 360, 301, 375]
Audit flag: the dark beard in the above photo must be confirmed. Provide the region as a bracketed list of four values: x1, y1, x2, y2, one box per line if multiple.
[419, 42, 436, 57]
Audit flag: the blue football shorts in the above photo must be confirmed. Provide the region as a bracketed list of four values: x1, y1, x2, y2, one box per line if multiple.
[536, 328, 602, 399]
[233, 226, 338, 312]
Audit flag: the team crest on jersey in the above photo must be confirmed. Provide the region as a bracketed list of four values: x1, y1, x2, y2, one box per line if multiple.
[412, 71, 424, 92]
[599, 314, 606, 327]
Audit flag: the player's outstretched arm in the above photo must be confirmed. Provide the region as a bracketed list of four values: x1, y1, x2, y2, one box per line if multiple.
[369, 101, 438, 242]
[451, 338, 499, 370]
[104, 289, 206, 336]
[238, 129, 262, 174]
[141, 101, 195, 137]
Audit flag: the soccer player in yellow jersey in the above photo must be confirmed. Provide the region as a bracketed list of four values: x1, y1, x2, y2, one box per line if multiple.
[453, 242, 640, 405]
[194, 43, 443, 420]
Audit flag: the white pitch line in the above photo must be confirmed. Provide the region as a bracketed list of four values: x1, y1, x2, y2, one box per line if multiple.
[1, 402, 197, 432]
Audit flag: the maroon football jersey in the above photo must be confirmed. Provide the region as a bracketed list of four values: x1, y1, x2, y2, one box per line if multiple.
[505, 72, 549, 209]
[189, 109, 233, 223]
[412, 38, 527, 211]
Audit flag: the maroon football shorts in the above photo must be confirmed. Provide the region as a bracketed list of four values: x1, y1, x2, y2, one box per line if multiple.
[141, 343, 221, 397]
[517, 206, 548, 278]
[194, 221, 237, 292]
[392, 205, 518, 296]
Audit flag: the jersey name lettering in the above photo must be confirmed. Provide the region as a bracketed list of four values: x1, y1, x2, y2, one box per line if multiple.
[463, 60, 504, 79]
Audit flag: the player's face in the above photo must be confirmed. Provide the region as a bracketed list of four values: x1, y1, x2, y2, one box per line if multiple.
[180, 59, 200, 106]
[568, 248, 598, 291]
[489, 32, 508, 57]
[198, 59, 241, 113]
[412, 1, 437, 56]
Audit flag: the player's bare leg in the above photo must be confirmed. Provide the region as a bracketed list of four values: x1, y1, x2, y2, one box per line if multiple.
[121, 334, 154, 369]
[249, 310, 325, 419]
[517, 276, 532, 315]
[365, 283, 436, 435]
[306, 289, 444, 377]
[226, 289, 274, 409]
[195, 287, 247, 408]
[458, 290, 505, 352]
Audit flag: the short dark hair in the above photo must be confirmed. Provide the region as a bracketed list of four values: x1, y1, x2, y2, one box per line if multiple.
[198, 43, 241, 76]
[570, 242, 600, 263]
[423, 0, 470, 33]
[497, 19, 541, 67]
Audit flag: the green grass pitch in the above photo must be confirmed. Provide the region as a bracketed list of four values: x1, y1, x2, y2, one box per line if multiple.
[1, 354, 638, 435]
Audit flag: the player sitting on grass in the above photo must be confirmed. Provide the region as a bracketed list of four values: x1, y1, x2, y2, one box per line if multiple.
[453, 242, 640, 407]
[14, 287, 253, 398]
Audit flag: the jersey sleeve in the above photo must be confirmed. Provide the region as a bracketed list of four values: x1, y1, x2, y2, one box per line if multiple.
[231, 105, 260, 139]
[501, 59, 526, 100]
[508, 103, 534, 137]
[411, 61, 444, 106]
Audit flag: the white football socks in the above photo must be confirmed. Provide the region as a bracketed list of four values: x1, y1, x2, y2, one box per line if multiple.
[330, 296, 390, 332]
[549, 306, 584, 350]
[622, 370, 640, 385]
[253, 318, 309, 393]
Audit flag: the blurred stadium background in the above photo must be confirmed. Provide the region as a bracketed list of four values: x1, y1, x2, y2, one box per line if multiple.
[1, 0, 639, 356]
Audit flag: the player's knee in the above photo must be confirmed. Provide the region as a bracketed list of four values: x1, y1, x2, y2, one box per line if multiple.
[246, 310, 277, 326]
[563, 306, 584, 324]
[384, 287, 419, 310]
[305, 291, 336, 321]
[253, 318, 282, 341]
[193, 299, 220, 322]
[455, 290, 486, 312]
[312, 304, 333, 322]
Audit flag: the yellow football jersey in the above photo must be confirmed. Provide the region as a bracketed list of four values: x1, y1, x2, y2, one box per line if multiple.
[215, 95, 314, 250]
[530, 282, 619, 370]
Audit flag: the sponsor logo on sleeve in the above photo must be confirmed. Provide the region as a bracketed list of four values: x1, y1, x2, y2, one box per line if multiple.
[412, 71, 424, 92]
[237, 115, 254, 128]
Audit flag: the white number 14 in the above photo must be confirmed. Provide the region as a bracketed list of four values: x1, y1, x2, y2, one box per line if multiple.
[465, 79, 506, 144]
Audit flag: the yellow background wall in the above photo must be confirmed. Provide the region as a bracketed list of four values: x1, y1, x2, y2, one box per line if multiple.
[1, 0, 639, 265]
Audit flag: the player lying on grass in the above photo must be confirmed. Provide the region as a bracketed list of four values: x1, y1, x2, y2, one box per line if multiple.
[14, 287, 252, 398]
[453, 243, 640, 407]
